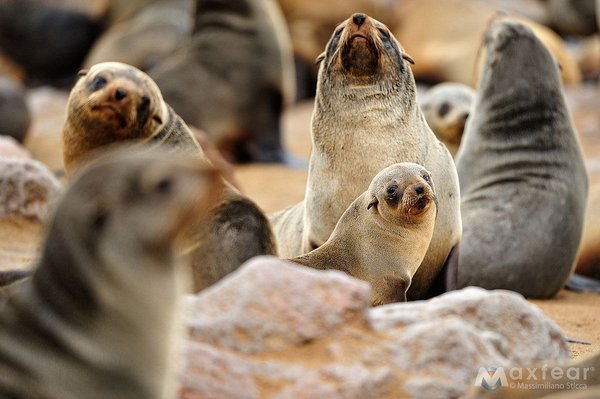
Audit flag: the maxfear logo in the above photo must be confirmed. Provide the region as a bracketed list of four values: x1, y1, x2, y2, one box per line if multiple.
[474, 367, 508, 391]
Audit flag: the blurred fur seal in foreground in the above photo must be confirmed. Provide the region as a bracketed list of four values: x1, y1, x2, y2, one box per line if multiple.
[272, 13, 461, 299]
[150, 0, 295, 163]
[291, 163, 438, 305]
[0, 150, 220, 399]
[62, 62, 277, 292]
[455, 20, 588, 298]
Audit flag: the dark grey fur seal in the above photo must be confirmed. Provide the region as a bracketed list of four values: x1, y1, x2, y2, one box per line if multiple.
[455, 20, 589, 298]
[149, 0, 295, 163]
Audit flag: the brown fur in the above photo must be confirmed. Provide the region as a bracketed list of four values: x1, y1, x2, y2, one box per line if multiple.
[62, 62, 277, 292]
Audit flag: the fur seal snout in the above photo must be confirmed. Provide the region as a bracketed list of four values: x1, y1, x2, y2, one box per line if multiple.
[292, 163, 438, 305]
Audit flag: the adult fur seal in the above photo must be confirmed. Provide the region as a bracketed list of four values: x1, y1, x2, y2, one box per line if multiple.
[149, 0, 295, 163]
[0, 150, 220, 399]
[62, 62, 277, 292]
[292, 163, 438, 305]
[272, 13, 461, 300]
[455, 20, 589, 298]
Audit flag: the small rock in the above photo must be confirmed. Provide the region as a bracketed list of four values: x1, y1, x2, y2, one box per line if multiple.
[0, 157, 61, 221]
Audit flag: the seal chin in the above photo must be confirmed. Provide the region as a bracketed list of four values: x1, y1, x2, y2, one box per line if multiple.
[90, 104, 129, 130]
[341, 35, 379, 77]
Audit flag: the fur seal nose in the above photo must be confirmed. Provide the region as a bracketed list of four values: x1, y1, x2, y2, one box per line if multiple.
[115, 87, 128, 101]
[414, 183, 425, 195]
[352, 13, 367, 27]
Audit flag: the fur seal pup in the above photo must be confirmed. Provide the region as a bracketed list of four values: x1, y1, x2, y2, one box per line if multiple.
[149, 0, 295, 163]
[455, 20, 589, 298]
[419, 82, 475, 158]
[291, 163, 438, 305]
[62, 62, 277, 292]
[0, 150, 220, 399]
[274, 13, 461, 300]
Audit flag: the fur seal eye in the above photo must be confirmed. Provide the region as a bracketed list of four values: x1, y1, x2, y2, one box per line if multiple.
[91, 211, 107, 230]
[423, 174, 431, 183]
[89, 76, 107, 91]
[152, 115, 163, 124]
[77, 69, 88, 77]
[386, 184, 398, 199]
[377, 27, 390, 39]
[155, 177, 172, 194]
[438, 102, 451, 118]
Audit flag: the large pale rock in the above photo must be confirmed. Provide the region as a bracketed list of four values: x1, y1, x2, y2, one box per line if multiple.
[181, 257, 570, 399]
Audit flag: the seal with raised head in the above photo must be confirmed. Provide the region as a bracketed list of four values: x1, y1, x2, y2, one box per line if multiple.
[272, 13, 461, 300]
[419, 82, 475, 158]
[0, 150, 220, 399]
[149, 0, 295, 163]
[455, 20, 589, 298]
[62, 62, 277, 292]
[291, 163, 438, 305]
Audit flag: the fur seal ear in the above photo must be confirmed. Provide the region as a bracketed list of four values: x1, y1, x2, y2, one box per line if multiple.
[77, 69, 89, 77]
[315, 52, 326, 65]
[153, 115, 163, 124]
[367, 197, 378, 210]
[402, 53, 415, 65]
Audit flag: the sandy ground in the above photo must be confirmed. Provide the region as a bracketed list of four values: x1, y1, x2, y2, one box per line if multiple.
[3, 85, 599, 361]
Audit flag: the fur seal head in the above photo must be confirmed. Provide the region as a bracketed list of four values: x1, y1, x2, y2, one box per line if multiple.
[316, 13, 414, 85]
[480, 19, 562, 101]
[367, 162, 437, 227]
[63, 62, 170, 172]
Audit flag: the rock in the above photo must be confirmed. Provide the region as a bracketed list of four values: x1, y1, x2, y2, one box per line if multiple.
[0, 157, 61, 221]
[181, 257, 570, 399]
[0, 136, 31, 158]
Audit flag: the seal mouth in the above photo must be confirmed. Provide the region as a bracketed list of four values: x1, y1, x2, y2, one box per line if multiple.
[91, 104, 128, 129]
[341, 32, 379, 77]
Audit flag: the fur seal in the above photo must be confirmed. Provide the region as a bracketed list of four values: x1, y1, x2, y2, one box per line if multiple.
[62, 62, 277, 292]
[149, 0, 295, 163]
[83, 0, 193, 72]
[0, 150, 220, 399]
[455, 20, 589, 298]
[419, 82, 475, 158]
[0, 77, 30, 143]
[0, 0, 103, 86]
[292, 163, 438, 305]
[273, 13, 461, 300]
